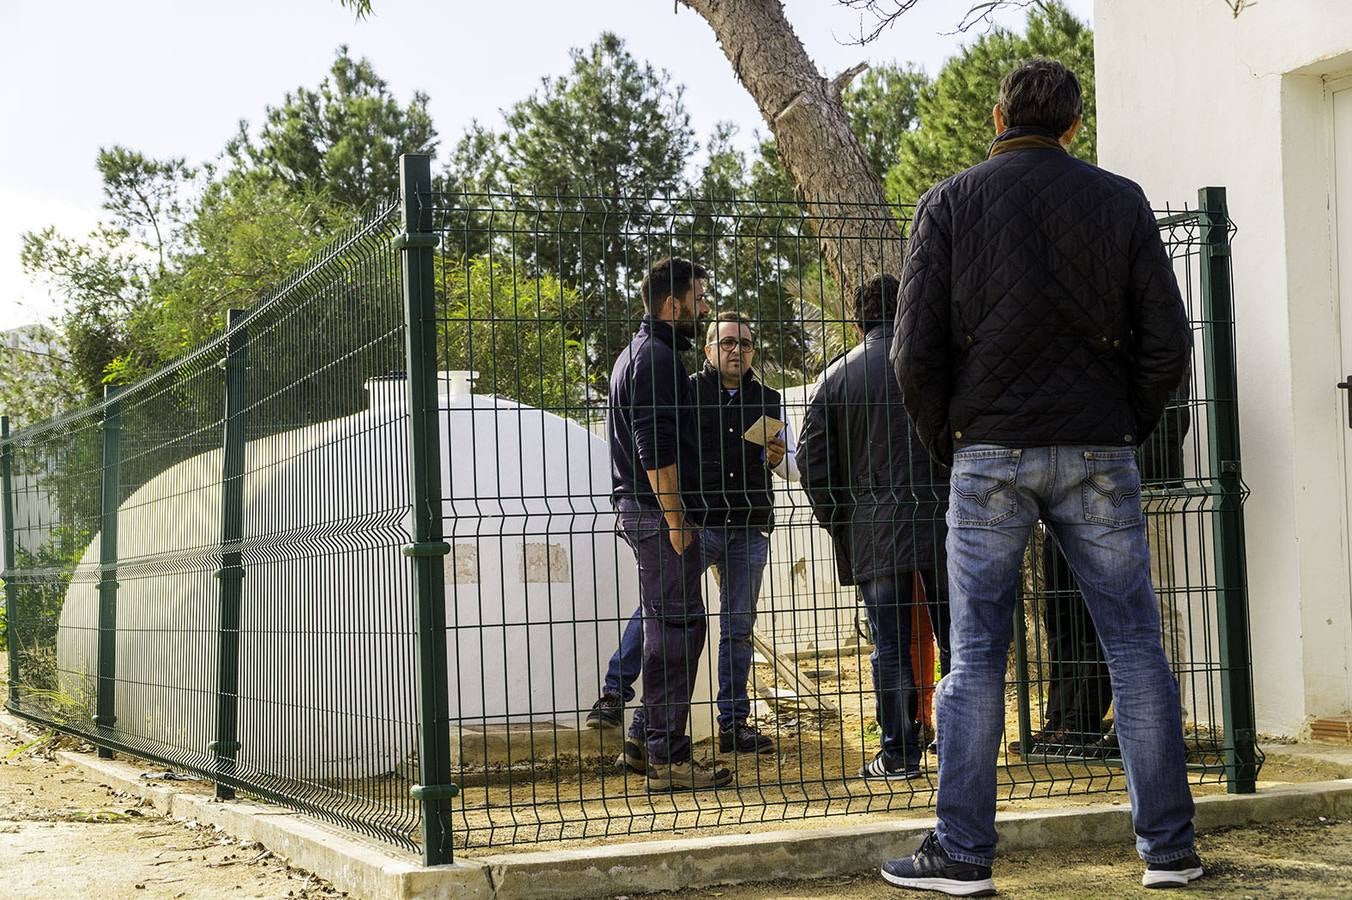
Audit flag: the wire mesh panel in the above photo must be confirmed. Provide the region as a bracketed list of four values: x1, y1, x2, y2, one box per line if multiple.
[0, 178, 1256, 858]
[421, 189, 1256, 850]
[1, 202, 425, 849]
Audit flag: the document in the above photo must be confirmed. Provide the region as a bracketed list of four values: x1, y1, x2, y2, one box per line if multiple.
[743, 414, 787, 447]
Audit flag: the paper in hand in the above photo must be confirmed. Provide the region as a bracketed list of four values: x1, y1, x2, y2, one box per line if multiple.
[743, 414, 787, 447]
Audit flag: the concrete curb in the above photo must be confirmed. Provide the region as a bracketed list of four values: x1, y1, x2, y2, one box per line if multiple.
[5, 712, 1352, 899]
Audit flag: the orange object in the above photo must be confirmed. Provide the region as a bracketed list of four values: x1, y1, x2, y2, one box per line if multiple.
[910, 571, 938, 728]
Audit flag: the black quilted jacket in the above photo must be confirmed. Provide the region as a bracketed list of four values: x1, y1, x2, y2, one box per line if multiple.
[891, 126, 1192, 467]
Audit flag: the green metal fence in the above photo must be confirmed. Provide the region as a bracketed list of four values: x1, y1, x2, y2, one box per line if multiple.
[0, 154, 1257, 865]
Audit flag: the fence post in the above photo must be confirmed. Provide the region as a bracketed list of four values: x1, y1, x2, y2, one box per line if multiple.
[1, 416, 18, 709]
[211, 308, 248, 800]
[93, 386, 123, 759]
[397, 153, 457, 865]
[1198, 186, 1258, 793]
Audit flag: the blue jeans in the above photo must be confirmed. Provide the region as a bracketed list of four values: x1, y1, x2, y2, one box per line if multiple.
[936, 445, 1195, 867]
[605, 526, 770, 733]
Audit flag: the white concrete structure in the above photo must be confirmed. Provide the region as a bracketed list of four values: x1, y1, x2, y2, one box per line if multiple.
[760, 384, 862, 658]
[56, 374, 643, 778]
[1096, 0, 1352, 734]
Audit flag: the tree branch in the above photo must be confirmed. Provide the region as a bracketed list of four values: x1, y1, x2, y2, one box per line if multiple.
[828, 62, 870, 97]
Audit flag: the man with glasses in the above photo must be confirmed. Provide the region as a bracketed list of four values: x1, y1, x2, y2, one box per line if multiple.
[588, 311, 798, 766]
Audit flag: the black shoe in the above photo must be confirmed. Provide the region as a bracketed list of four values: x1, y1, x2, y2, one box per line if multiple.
[1023, 728, 1092, 757]
[1008, 727, 1057, 757]
[617, 737, 647, 774]
[585, 693, 623, 729]
[1142, 851, 1204, 888]
[916, 721, 936, 749]
[719, 723, 775, 754]
[881, 831, 996, 896]
[1084, 726, 1121, 760]
[860, 752, 922, 781]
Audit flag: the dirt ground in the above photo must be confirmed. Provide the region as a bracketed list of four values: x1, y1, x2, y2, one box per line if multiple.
[651, 817, 1352, 900]
[4, 722, 1352, 899]
[446, 650, 1342, 851]
[0, 727, 344, 899]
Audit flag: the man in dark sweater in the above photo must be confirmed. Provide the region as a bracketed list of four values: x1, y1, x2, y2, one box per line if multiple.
[589, 311, 798, 762]
[885, 60, 1199, 894]
[605, 256, 731, 792]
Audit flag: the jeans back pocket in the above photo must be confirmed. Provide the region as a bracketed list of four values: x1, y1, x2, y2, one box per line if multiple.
[950, 448, 1021, 526]
[1082, 450, 1144, 527]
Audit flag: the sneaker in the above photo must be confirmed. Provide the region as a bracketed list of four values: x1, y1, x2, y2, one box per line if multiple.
[860, 752, 922, 781]
[881, 831, 996, 896]
[585, 693, 623, 729]
[617, 737, 647, 774]
[718, 723, 775, 754]
[646, 759, 733, 792]
[1142, 851, 1204, 888]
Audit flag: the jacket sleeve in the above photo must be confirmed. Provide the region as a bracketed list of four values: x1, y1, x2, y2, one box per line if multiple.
[629, 344, 680, 471]
[1127, 196, 1193, 442]
[892, 189, 955, 466]
[797, 381, 846, 531]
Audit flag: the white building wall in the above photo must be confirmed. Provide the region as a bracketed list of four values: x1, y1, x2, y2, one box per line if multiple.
[1096, 0, 1352, 735]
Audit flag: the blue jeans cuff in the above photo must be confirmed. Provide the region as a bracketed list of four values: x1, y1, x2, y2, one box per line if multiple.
[938, 836, 992, 868]
[1142, 846, 1197, 864]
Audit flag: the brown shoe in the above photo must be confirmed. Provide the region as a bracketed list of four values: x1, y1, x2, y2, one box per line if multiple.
[646, 759, 733, 792]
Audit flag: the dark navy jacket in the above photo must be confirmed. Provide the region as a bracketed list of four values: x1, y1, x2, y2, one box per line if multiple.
[608, 317, 702, 509]
[690, 364, 781, 532]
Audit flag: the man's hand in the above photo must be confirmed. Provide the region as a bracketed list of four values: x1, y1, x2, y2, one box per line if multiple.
[765, 434, 787, 467]
[667, 518, 696, 556]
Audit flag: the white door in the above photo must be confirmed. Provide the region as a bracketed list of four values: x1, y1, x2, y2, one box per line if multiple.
[1333, 85, 1352, 617]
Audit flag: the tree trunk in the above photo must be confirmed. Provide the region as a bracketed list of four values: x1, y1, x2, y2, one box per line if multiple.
[679, 0, 904, 303]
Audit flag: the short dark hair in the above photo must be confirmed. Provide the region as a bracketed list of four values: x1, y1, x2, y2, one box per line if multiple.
[641, 257, 709, 313]
[706, 310, 754, 345]
[854, 274, 900, 331]
[997, 58, 1083, 135]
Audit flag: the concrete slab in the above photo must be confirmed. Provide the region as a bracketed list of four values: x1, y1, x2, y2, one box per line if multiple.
[452, 722, 621, 769]
[1263, 740, 1352, 774]
[5, 711, 1352, 900]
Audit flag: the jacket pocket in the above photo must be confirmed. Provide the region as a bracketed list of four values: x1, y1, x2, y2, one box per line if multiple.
[1081, 449, 1144, 527]
[950, 447, 1021, 526]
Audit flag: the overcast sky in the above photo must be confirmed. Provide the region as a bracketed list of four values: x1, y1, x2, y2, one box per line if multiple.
[0, 0, 1094, 330]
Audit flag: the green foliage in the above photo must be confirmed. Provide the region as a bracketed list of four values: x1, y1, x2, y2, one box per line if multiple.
[437, 256, 587, 416]
[885, 0, 1095, 206]
[228, 46, 437, 211]
[19, 224, 151, 402]
[450, 32, 696, 381]
[499, 32, 691, 199]
[11, 47, 436, 418]
[842, 62, 927, 181]
[0, 324, 84, 430]
[141, 176, 351, 362]
[95, 147, 198, 273]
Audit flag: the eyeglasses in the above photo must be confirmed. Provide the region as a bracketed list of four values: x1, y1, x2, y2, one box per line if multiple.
[713, 337, 755, 352]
